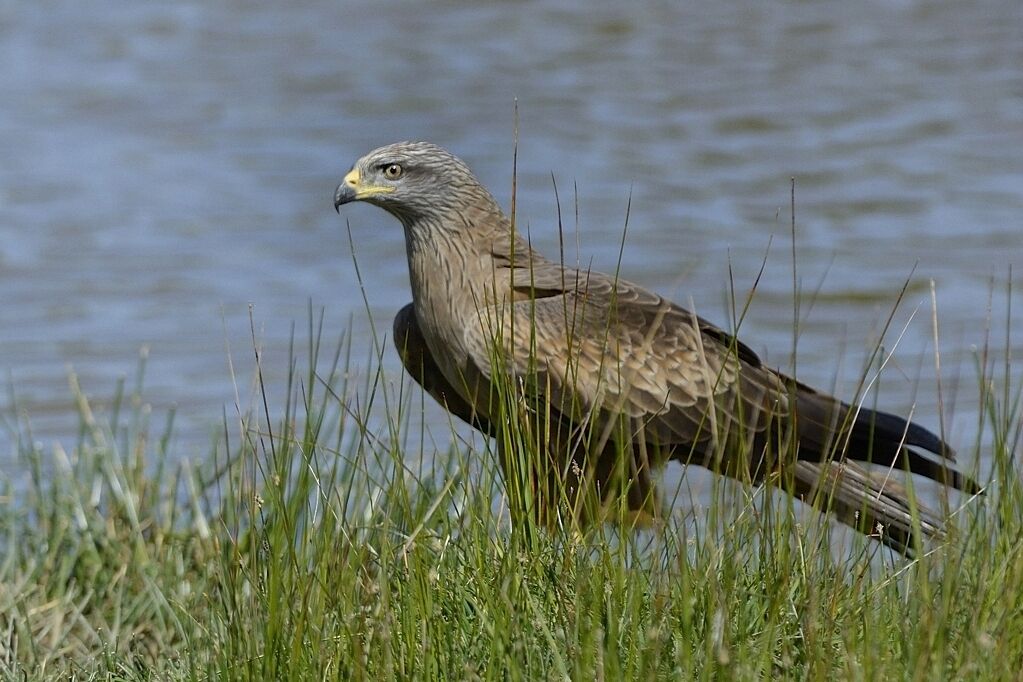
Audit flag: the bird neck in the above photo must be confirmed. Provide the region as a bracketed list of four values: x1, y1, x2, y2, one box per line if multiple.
[398, 196, 511, 246]
[400, 206, 543, 339]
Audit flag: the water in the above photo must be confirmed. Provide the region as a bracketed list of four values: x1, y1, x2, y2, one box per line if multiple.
[1, 0, 1020, 480]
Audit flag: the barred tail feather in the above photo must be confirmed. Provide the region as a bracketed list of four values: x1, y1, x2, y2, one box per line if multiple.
[790, 460, 947, 556]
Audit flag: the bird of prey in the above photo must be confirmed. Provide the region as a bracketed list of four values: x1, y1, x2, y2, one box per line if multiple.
[333, 141, 979, 553]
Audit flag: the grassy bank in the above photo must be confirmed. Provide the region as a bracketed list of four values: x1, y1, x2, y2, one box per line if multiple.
[0, 307, 1020, 681]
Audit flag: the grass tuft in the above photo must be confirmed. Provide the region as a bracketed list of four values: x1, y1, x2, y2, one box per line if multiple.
[0, 286, 1020, 680]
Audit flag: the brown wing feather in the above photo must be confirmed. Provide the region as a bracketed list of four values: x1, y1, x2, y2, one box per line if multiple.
[465, 265, 788, 458]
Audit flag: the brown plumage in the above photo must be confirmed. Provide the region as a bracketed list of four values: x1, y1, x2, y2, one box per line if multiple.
[334, 141, 979, 554]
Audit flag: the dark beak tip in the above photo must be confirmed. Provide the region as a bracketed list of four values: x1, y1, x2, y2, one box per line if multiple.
[333, 183, 347, 214]
[334, 178, 362, 213]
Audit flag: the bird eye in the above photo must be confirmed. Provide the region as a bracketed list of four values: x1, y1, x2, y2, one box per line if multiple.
[382, 163, 403, 180]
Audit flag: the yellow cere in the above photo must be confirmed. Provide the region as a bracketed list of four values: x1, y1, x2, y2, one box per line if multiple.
[346, 168, 395, 198]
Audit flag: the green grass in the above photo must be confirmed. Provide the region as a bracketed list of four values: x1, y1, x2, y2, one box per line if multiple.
[0, 294, 1020, 681]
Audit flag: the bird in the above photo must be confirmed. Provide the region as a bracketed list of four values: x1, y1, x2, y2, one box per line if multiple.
[333, 141, 979, 554]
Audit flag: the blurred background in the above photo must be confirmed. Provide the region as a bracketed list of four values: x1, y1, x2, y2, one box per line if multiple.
[1, 0, 1020, 480]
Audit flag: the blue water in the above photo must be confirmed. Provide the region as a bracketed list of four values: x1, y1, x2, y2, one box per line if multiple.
[1, 0, 1020, 479]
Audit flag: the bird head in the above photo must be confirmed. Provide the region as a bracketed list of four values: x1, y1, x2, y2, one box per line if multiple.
[333, 141, 497, 227]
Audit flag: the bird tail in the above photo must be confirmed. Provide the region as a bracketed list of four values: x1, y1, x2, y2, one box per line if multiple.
[757, 390, 984, 555]
[788, 459, 948, 555]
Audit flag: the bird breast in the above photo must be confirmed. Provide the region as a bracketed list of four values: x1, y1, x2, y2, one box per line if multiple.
[406, 239, 497, 394]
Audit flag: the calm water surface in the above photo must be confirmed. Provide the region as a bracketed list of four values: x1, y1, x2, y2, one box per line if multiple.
[1, 0, 1020, 481]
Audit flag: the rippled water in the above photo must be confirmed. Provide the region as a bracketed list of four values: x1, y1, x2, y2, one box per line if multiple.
[1, 0, 1020, 476]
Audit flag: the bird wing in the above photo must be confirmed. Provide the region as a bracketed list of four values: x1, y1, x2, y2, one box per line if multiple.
[393, 303, 496, 435]
[462, 262, 790, 452]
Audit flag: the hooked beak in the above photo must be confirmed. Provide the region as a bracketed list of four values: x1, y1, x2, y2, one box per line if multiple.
[333, 167, 395, 213]
[333, 168, 360, 213]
